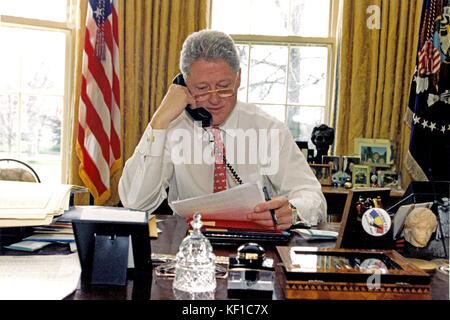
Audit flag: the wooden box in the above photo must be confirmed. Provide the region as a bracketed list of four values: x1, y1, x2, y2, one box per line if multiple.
[277, 246, 431, 300]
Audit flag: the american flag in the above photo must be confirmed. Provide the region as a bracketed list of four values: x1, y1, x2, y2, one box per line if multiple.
[76, 0, 121, 204]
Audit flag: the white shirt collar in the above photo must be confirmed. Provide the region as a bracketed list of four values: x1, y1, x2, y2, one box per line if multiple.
[192, 101, 241, 140]
[218, 101, 239, 137]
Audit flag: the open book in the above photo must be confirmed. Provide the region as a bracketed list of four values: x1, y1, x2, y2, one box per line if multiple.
[0, 181, 87, 227]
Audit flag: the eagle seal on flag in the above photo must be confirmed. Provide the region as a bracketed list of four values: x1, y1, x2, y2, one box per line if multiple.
[405, 0, 450, 181]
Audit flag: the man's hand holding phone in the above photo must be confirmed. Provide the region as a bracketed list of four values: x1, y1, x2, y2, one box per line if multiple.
[150, 84, 196, 129]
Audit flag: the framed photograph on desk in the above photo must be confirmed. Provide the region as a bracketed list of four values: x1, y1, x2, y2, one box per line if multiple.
[353, 138, 393, 166]
[342, 156, 360, 177]
[310, 163, 332, 186]
[322, 155, 341, 173]
[378, 171, 401, 188]
[352, 165, 370, 187]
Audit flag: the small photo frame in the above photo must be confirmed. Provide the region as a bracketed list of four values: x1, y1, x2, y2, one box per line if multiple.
[378, 171, 401, 188]
[310, 163, 332, 186]
[342, 156, 361, 177]
[322, 155, 341, 173]
[352, 165, 370, 188]
[353, 138, 393, 166]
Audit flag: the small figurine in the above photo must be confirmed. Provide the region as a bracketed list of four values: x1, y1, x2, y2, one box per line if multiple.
[374, 196, 383, 208]
[371, 174, 378, 187]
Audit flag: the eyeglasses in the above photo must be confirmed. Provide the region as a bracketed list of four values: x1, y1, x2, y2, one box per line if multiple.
[192, 73, 238, 102]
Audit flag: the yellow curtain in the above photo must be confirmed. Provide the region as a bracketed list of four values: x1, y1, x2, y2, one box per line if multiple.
[335, 0, 423, 189]
[68, 0, 89, 204]
[69, 0, 210, 205]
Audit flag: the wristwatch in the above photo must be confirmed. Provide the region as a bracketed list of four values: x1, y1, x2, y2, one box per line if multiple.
[289, 202, 298, 225]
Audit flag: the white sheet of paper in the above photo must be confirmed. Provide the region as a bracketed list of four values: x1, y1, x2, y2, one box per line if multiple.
[171, 182, 265, 221]
[0, 253, 81, 300]
[75, 206, 148, 223]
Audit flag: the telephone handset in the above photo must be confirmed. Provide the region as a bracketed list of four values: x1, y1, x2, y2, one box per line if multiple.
[172, 74, 243, 186]
[172, 73, 213, 128]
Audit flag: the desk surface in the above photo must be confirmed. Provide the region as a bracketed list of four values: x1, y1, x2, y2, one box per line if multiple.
[67, 215, 290, 300]
[65, 215, 448, 301]
[0, 215, 446, 301]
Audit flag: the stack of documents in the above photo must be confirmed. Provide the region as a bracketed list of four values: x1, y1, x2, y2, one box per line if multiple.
[172, 182, 265, 222]
[172, 182, 288, 235]
[5, 222, 76, 252]
[0, 181, 86, 227]
[26, 222, 75, 243]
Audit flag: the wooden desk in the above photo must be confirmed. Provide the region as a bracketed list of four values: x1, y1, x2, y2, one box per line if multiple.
[0, 215, 445, 301]
[65, 215, 447, 301]
[67, 215, 295, 300]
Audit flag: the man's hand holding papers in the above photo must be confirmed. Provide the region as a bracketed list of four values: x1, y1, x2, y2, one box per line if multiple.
[171, 182, 292, 231]
[251, 196, 293, 230]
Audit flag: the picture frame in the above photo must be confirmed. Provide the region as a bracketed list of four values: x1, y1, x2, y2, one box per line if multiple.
[378, 171, 401, 188]
[368, 167, 385, 185]
[352, 165, 370, 188]
[295, 141, 309, 160]
[309, 163, 332, 186]
[342, 156, 361, 177]
[353, 138, 393, 166]
[322, 155, 341, 173]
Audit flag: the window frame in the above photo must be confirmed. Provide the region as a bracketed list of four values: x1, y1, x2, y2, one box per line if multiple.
[0, 8, 74, 184]
[210, 0, 341, 130]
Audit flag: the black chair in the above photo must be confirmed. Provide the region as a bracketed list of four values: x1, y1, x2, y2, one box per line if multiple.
[0, 158, 41, 183]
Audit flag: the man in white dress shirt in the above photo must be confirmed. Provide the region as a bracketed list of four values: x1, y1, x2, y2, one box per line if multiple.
[118, 30, 327, 229]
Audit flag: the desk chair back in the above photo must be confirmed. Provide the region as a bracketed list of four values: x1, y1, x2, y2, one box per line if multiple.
[0, 158, 41, 183]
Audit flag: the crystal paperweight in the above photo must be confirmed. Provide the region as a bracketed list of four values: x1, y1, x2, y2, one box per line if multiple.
[172, 213, 216, 298]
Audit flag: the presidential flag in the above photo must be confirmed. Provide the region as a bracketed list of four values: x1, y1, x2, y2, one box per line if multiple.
[405, 0, 450, 181]
[76, 0, 121, 204]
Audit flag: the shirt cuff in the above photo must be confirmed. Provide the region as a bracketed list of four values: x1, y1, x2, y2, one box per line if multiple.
[136, 125, 167, 156]
[289, 198, 321, 226]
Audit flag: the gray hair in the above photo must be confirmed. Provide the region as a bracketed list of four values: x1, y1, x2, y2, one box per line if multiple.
[179, 30, 240, 78]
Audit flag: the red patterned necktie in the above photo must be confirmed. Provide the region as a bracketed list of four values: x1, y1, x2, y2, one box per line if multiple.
[212, 127, 227, 193]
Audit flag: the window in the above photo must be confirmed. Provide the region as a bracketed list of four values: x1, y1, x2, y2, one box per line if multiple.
[0, 0, 74, 183]
[211, 0, 339, 147]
